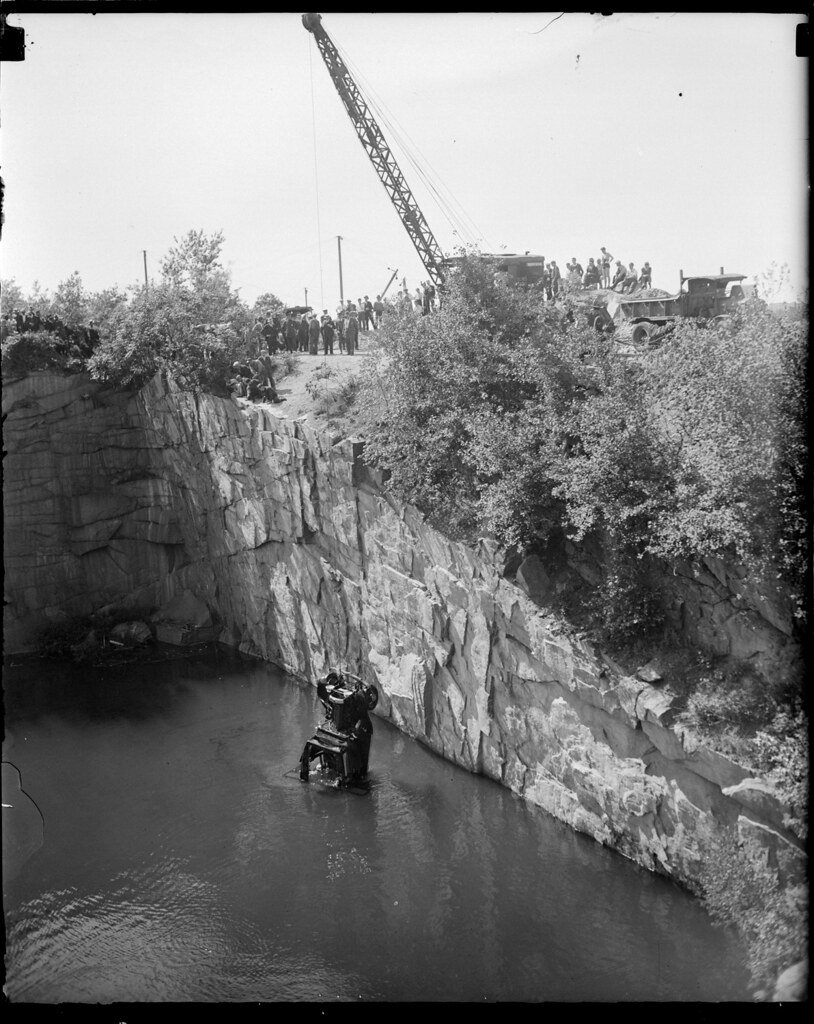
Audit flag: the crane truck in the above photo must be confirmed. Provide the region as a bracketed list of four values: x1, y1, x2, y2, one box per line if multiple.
[302, 12, 546, 290]
[304, 14, 747, 333]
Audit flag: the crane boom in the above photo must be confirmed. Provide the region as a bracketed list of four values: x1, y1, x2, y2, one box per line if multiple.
[303, 12, 446, 288]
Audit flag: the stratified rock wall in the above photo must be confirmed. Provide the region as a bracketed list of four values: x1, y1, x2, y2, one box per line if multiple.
[3, 371, 804, 889]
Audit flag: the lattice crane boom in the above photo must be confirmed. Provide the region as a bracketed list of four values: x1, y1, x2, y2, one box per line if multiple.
[303, 12, 447, 288]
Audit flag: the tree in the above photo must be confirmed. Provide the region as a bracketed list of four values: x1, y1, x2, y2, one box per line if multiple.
[160, 228, 226, 290]
[1, 278, 26, 317]
[51, 271, 89, 327]
[88, 286, 130, 335]
[89, 231, 252, 394]
[252, 292, 285, 322]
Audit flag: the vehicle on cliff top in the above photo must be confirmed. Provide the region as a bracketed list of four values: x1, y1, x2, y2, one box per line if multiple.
[587, 268, 748, 345]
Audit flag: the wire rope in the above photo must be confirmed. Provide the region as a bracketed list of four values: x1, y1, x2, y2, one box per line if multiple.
[329, 24, 493, 252]
[340, 37, 491, 249]
[308, 39, 326, 310]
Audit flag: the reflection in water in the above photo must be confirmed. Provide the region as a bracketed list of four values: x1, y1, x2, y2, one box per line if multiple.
[3, 649, 750, 1002]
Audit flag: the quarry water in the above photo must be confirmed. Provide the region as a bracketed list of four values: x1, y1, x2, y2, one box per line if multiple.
[3, 647, 751, 1002]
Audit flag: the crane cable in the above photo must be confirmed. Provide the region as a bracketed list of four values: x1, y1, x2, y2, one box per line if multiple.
[329, 25, 492, 253]
[340, 41, 480, 246]
[308, 38, 326, 310]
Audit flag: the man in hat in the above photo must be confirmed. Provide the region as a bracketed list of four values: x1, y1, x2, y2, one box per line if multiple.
[322, 314, 335, 355]
[308, 315, 321, 355]
[344, 311, 359, 355]
[298, 314, 310, 353]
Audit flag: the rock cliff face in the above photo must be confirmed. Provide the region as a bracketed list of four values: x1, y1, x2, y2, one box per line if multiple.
[3, 371, 804, 890]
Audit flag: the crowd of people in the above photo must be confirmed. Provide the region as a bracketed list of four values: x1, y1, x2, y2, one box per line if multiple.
[527, 249, 653, 300]
[1, 306, 101, 357]
[250, 282, 439, 361]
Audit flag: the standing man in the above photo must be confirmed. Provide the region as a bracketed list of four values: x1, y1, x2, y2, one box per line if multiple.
[262, 318, 275, 355]
[336, 307, 346, 353]
[345, 311, 359, 355]
[252, 317, 266, 357]
[298, 313, 310, 353]
[322, 315, 335, 355]
[373, 295, 384, 327]
[599, 247, 614, 289]
[285, 313, 297, 353]
[549, 261, 561, 300]
[364, 296, 375, 329]
[639, 262, 652, 289]
[308, 315, 321, 355]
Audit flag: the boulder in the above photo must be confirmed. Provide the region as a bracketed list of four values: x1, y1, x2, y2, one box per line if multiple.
[109, 620, 153, 646]
[636, 658, 664, 684]
[154, 590, 212, 627]
[515, 554, 555, 607]
[771, 960, 807, 1002]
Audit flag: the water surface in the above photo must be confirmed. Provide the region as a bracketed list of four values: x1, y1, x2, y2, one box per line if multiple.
[3, 648, 750, 1002]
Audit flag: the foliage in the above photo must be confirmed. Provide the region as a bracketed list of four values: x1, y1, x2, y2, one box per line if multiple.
[2, 234, 293, 395]
[272, 351, 299, 378]
[87, 285, 130, 335]
[1, 277, 27, 315]
[252, 292, 285, 321]
[698, 829, 808, 996]
[582, 543, 662, 648]
[1, 329, 82, 378]
[160, 228, 226, 290]
[50, 270, 90, 327]
[88, 230, 253, 394]
[638, 302, 808, 588]
[752, 709, 809, 840]
[357, 254, 808, 622]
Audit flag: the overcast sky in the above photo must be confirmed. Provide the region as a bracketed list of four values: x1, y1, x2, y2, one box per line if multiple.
[1, 11, 807, 309]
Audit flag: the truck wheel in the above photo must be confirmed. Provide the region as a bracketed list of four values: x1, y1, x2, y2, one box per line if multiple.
[592, 316, 606, 333]
[632, 322, 653, 345]
[365, 685, 379, 710]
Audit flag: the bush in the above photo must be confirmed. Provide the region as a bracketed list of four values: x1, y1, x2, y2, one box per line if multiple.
[752, 709, 808, 839]
[1, 330, 83, 378]
[583, 544, 662, 649]
[358, 258, 807, 614]
[698, 829, 808, 996]
[87, 231, 254, 395]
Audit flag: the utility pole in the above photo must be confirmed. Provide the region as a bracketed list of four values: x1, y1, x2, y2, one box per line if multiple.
[142, 250, 149, 295]
[382, 268, 398, 298]
[336, 235, 344, 307]
[304, 287, 309, 308]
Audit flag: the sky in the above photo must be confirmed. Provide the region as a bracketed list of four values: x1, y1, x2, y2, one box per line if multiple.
[0, 11, 808, 310]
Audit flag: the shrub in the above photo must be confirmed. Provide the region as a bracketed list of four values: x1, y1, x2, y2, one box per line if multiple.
[1, 330, 83, 378]
[583, 544, 662, 649]
[358, 259, 807, 614]
[698, 829, 808, 996]
[752, 709, 808, 839]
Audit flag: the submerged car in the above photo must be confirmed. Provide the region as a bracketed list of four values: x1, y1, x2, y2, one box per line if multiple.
[299, 672, 379, 791]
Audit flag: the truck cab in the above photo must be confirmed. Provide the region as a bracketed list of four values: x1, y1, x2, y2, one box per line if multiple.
[681, 274, 747, 319]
